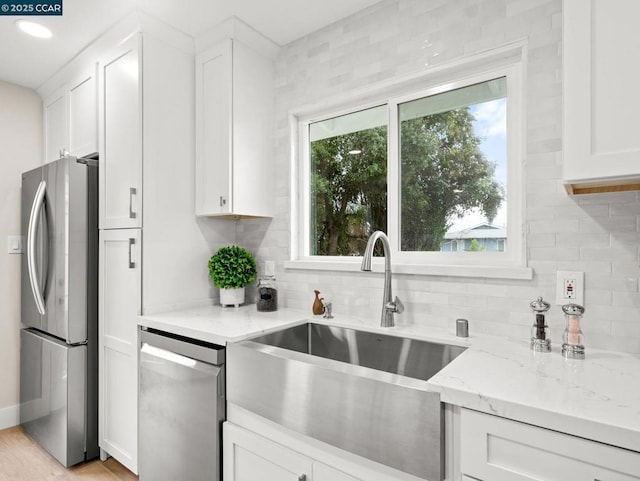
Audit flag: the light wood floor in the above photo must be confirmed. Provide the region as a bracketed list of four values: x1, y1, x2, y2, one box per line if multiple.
[0, 426, 138, 481]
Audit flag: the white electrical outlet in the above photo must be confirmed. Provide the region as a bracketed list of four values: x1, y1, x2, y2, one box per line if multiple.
[556, 271, 584, 305]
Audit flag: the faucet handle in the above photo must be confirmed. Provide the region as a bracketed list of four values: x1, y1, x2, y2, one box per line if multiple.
[385, 296, 404, 314]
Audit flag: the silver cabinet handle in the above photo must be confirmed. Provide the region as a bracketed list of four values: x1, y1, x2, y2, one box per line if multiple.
[219, 195, 226, 207]
[128, 238, 136, 268]
[129, 187, 137, 219]
[27, 180, 47, 316]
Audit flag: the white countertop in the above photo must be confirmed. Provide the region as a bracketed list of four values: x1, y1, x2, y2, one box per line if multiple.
[138, 305, 640, 453]
[138, 304, 312, 345]
[427, 336, 640, 453]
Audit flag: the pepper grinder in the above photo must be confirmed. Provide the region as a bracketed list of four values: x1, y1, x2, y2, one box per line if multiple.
[562, 303, 585, 359]
[530, 296, 551, 352]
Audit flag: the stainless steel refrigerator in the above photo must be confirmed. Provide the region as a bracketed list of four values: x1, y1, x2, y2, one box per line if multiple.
[20, 154, 99, 467]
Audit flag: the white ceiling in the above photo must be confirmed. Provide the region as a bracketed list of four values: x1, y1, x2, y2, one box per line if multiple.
[0, 0, 382, 90]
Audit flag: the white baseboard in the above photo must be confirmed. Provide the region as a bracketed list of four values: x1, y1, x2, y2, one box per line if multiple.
[0, 404, 19, 430]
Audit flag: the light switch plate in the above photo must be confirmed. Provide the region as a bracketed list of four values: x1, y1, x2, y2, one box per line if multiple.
[7, 235, 23, 254]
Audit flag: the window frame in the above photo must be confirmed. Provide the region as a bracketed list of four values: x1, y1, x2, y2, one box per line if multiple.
[286, 45, 531, 280]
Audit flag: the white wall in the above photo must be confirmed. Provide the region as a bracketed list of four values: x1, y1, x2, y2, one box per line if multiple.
[140, 33, 237, 315]
[0, 80, 42, 427]
[239, 0, 640, 354]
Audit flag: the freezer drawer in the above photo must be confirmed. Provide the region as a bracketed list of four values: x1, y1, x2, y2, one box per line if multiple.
[138, 328, 225, 481]
[20, 328, 87, 467]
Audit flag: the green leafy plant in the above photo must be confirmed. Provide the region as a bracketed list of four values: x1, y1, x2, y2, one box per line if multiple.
[208, 246, 257, 289]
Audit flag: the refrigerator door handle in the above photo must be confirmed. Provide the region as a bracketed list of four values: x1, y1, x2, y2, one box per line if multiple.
[27, 180, 47, 316]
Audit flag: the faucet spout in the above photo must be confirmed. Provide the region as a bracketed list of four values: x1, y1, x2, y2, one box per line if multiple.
[361, 231, 402, 327]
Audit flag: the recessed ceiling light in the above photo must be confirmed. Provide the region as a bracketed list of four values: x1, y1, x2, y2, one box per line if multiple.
[15, 20, 52, 39]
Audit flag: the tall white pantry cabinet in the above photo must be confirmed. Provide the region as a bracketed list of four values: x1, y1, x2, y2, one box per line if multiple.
[96, 18, 195, 475]
[97, 32, 142, 473]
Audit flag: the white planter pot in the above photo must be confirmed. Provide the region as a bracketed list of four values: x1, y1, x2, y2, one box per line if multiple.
[219, 287, 245, 307]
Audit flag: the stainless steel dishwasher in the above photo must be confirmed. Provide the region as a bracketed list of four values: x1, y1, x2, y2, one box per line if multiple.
[138, 327, 225, 481]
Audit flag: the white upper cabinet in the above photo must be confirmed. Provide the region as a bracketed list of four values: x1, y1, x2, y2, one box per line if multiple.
[195, 25, 276, 218]
[563, 0, 640, 194]
[196, 41, 232, 216]
[43, 88, 68, 163]
[68, 65, 98, 158]
[40, 63, 98, 163]
[98, 35, 142, 229]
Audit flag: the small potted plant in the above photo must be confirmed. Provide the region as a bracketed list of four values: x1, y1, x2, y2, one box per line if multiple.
[208, 245, 257, 307]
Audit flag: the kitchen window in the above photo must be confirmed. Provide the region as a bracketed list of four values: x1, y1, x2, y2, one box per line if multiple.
[289, 56, 529, 279]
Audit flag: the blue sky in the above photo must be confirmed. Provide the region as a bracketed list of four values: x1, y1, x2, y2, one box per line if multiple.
[448, 97, 507, 232]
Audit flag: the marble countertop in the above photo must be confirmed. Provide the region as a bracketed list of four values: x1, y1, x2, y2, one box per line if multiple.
[427, 336, 640, 453]
[138, 305, 640, 453]
[138, 304, 312, 345]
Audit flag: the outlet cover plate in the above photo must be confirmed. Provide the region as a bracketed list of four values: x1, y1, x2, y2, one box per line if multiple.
[556, 270, 584, 306]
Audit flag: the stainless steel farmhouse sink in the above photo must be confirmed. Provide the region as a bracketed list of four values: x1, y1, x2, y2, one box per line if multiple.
[226, 323, 466, 480]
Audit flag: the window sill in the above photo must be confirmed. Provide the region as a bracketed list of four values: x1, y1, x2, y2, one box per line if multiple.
[284, 259, 533, 280]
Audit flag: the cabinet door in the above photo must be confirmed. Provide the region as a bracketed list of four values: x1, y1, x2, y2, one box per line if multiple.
[460, 409, 640, 481]
[195, 40, 232, 216]
[43, 88, 68, 163]
[99, 229, 141, 474]
[99, 34, 142, 229]
[68, 64, 98, 157]
[313, 462, 361, 481]
[564, 0, 640, 185]
[223, 422, 311, 481]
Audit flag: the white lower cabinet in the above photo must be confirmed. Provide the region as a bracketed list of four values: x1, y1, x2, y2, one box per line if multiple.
[224, 423, 312, 481]
[460, 409, 640, 481]
[224, 423, 364, 481]
[98, 229, 141, 474]
[224, 408, 437, 481]
[313, 463, 360, 481]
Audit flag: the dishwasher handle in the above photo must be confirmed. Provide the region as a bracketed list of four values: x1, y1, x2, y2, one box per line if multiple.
[141, 343, 203, 368]
[140, 328, 225, 365]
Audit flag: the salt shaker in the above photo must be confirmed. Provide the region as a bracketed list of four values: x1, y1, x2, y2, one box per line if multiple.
[530, 297, 551, 352]
[562, 303, 585, 359]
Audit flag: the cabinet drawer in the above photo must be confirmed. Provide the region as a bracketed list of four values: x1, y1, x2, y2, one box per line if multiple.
[460, 409, 640, 481]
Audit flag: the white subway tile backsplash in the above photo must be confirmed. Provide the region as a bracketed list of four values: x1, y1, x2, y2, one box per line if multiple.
[580, 247, 637, 263]
[555, 204, 610, 220]
[579, 216, 637, 234]
[530, 219, 580, 235]
[235, 0, 640, 354]
[556, 233, 610, 249]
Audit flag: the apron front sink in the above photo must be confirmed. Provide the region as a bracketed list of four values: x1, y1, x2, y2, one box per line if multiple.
[227, 323, 466, 480]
